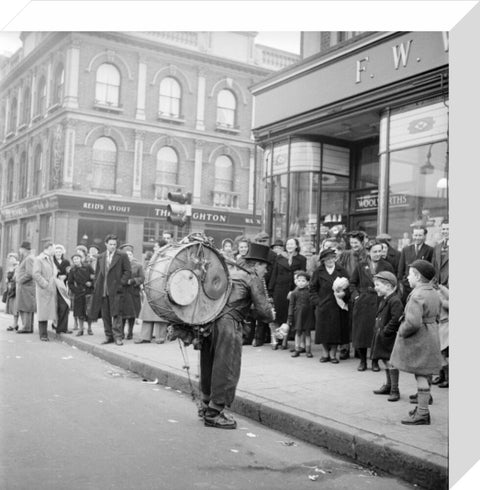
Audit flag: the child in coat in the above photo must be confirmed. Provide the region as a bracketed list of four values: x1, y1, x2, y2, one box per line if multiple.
[288, 271, 315, 358]
[371, 271, 404, 401]
[390, 260, 443, 425]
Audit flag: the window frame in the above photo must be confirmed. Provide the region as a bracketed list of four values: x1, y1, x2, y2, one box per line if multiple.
[95, 63, 121, 108]
[91, 136, 118, 193]
[216, 89, 237, 129]
[158, 77, 182, 118]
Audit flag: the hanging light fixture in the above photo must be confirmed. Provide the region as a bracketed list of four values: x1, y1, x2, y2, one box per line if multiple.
[420, 144, 435, 175]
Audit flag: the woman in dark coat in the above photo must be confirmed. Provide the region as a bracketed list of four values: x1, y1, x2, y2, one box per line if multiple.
[119, 245, 145, 340]
[268, 237, 307, 348]
[350, 240, 393, 372]
[5, 253, 19, 331]
[309, 248, 350, 363]
[68, 253, 95, 336]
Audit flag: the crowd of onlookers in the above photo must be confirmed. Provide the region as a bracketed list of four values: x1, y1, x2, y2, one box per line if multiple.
[2, 221, 449, 424]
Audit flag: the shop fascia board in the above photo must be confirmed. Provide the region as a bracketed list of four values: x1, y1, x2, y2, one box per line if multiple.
[252, 66, 448, 143]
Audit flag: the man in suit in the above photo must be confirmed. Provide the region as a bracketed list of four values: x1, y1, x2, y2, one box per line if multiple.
[432, 221, 449, 287]
[91, 234, 131, 346]
[376, 233, 401, 275]
[16, 241, 37, 333]
[397, 227, 434, 304]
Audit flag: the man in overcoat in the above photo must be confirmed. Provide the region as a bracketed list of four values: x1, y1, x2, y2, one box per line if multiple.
[432, 221, 449, 287]
[33, 242, 70, 340]
[15, 241, 36, 334]
[397, 227, 433, 304]
[91, 234, 131, 346]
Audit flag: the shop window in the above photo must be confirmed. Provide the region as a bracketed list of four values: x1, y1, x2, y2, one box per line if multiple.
[159, 77, 181, 118]
[155, 146, 179, 199]
[143, 219, 187, 247]
[39, 214, 52, 246]
[36, 76, 47, 117]
[33, 144, 43, 195]
[321, 173, 349, 223]
[216, 89, 236, 128]
[21, 87, 30, 125]
[355, 142, 379, 188]
[6, 158, 15, 203]
[95, 63, 121, 107]
[9, 97, 17, 133]
[388, 141, 448, 248]
[288, 172, 320, 238]
[52, 64, 64, 106]
[18, 151, 28, 200]
[4, 222, 16, 255]
[92, 136, 117, 193]
[20, 217, 36, 246]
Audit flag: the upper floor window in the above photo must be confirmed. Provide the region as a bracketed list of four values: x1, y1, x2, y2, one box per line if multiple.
[95, 63, 121, 107]
[156, 146, 179, 185]
[216, 89, 236, 128]
[21, 87, 30, 125]
[159, 77, 181, 118]
[6, 158, 15, 202]
[92, 137, 117, 192]
[214, 155, 234, 191]
[19, 151, 28, 200]
[9, 97, 17, 132]
[36, 76, 47, 116]
[52, 64, 64, 105]
[33, 145, 43, 195]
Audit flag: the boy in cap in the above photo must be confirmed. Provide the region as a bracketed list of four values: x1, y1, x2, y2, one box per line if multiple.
[390, 260, 443, 425]
[371, 271, 404, 401]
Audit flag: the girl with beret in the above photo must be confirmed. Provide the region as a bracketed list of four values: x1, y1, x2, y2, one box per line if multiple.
[390, 260, 443, 425]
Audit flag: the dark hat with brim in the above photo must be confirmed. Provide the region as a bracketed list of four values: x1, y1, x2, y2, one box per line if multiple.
[20, 241, 31, 250]
[270, 239, 284, 249]
[409, 259, 436, 281]
[244, 243, 271, 264]
[319, 248, 336, 261]
[373, 271, 397, 287]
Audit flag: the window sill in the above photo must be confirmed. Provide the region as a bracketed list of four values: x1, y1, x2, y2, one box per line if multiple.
[17, 123, 27, 132]
[5, 131, 15, 139]
[215, 124, 240, 135]
[32, 114, 43, 123]
[48, 103, 61, 114]
[157, 113, 185, 124]
[93, 102, 124, 114]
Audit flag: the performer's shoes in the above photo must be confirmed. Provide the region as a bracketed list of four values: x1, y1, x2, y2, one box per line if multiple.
[204, 409, 237, 429]
[388, 390, 400, 402]
[197, 401, 208, 419]
[371, 360, 380, 372]
[373, 384, 391, 395]
[357, 361, 367, 371]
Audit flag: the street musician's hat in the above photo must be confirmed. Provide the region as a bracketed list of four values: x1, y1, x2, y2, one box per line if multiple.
[244, 243, 272, 264]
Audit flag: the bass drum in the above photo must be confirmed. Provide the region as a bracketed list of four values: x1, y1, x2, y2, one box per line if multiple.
[144, 241, 231, 326]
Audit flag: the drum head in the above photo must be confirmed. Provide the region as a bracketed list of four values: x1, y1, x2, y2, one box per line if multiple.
[203, 268, 229, 300]
[167, 268, 199, 306]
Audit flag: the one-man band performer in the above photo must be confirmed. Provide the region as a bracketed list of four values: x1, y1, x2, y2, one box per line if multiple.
[199, 242, 275, 429]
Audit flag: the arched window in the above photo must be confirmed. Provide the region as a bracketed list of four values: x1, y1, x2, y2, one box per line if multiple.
[52, 64, 64, 105]
[19, 151, 28, 199]
[21, 87, 30, 125]
[92, 137, 117, 192]
[9, 97, 17, 132]
[6, 158, 15, 202]
[216, 89, 236, 128]
[33, 145, 43, 195]
[156, 146, 179, 185]
[36, 76, 46, 116]
[159, 77, 181, 117]
[95, 63, 121, 107]
[214, 155, 234, 191]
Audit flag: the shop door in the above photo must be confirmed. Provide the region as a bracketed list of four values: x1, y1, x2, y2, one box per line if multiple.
[78, 218, 127, 252]
[349, 215, 377, 239]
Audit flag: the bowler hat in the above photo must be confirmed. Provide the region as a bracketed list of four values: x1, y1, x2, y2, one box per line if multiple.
[409, 260, 436, 281]
[244, 243, 271, 264]
[20, 241, 31, 250]
[270, 239, 284, 249]
[319, 248, 336, 261]
[373, 271, 397, 287]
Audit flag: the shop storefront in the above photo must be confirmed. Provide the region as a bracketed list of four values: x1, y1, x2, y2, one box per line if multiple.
[252, 32, 449, 251]
[0, 193, 261, 258]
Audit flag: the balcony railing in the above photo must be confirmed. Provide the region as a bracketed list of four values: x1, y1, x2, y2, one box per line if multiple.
[211, 189, 240, 209]
[154, 182, 185, 201]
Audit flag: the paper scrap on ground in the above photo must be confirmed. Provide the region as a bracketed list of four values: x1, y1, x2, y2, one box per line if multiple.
[277, 440, 297, 447]
[230, 449, 239, 453]
[168, 419, 178, 424]
[246, 433, 257, 438]
[142, 378, 159, 384]
[308, 475, 319, 481]
[61, 356, 73, 360]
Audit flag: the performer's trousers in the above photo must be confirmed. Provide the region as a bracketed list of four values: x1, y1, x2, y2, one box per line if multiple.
[101, 296, 123, 341]
[200, 315, 243, 409]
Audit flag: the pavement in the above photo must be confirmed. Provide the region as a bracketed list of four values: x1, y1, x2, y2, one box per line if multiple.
[1, 308, 448, 490]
